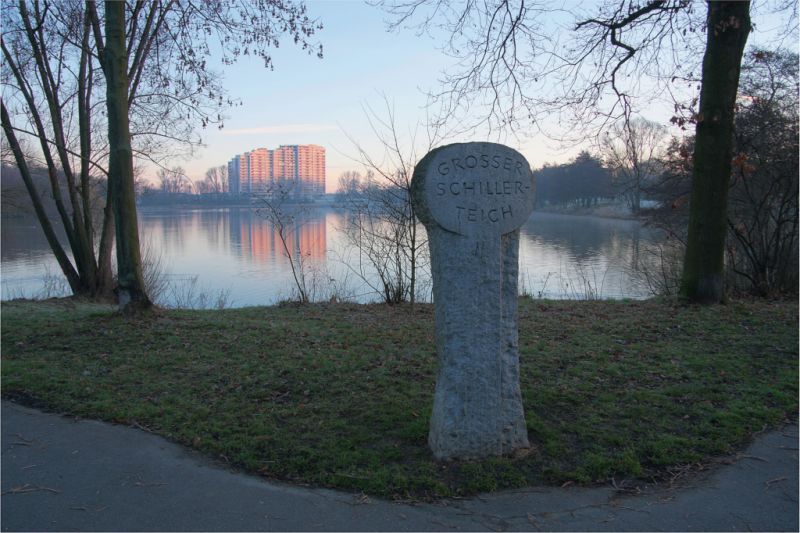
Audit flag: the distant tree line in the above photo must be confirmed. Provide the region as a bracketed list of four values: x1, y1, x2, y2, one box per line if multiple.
[533, 152, 613, 209]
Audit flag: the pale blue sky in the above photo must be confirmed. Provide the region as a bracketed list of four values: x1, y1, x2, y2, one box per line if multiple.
[180, 0, 460, 192]
[178, 0, 600, 191]
[176, 0, 796, 193]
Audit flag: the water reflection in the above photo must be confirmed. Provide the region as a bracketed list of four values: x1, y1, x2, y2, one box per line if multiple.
[1, 217, 61, 263]
[136, 207, 330, 305]
[140, 208, 234, 255]
[1, 216, 71, 298]
[518, 212, 655, 299]
[2, 207, 661, 305]
[139, 207, 328, 265]
[229, 208, 327, 263]
[522, 212, 641, 261]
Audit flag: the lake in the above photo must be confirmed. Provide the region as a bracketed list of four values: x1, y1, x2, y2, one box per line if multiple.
[1, 207, 661, 306]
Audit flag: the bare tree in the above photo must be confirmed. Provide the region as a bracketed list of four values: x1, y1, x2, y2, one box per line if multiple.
[1, 0, 323, 304]
[101, 0, 152, 312]
[255, 183, 312, 303]
[601, 118, 668, 214]
[376, 0, 703, 137]
[335, 170, 364, 203]
[340, 98, 442, 305]
[378, 0, 790, 303]
[641, 48, 798, 297]
[99, 0, 320, 311]
[156, 166, 192, 194]
[199, 165, 228, 193]
[340, 172, 419, 304]
[726, 48, 798, 296]
[679, 1, 751, 303]
[2, 1, 115, 299]
[133, 163, 154, 197]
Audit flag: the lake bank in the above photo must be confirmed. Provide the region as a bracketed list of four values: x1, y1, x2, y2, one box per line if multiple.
[3, 207, 661, 305]
[133, 198, 640, 220]
[536, 202, 640, 220]
[2, 297, 796, 499]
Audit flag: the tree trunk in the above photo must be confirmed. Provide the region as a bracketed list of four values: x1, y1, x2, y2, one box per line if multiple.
[3, 4, 115, 301]
[1, 102, 82, 293]
[680, 1, 751, 304]
[19, 1, 99, 292]
[103, 1, 152, 313]
[96, 189, 116, 299]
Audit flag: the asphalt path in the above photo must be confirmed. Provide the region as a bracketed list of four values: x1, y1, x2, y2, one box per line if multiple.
[2, 400, 797, 532]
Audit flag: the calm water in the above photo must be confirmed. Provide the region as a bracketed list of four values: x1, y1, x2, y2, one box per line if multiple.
[1, 207, 660, 306]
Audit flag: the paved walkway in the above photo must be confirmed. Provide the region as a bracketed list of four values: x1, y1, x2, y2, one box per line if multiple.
[2, 400, 797, 532]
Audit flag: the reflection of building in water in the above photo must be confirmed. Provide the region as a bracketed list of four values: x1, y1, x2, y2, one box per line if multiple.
[227, 144, 325, 196]
[230, 209, 326, 263]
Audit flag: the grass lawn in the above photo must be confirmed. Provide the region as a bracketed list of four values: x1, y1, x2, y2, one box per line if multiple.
[1, 297, 797, 499]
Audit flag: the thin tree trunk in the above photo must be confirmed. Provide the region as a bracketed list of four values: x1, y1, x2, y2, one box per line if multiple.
[77, 12, 112, 298]
[680, 1, 751, 304]
[21, 1, 98, 288]
[96, 187, 116, 300]
[103, 0, 152, 312]
[1, 36, 79, 261]
[1, 102, 82, 293]
[78, 12, 95, 249]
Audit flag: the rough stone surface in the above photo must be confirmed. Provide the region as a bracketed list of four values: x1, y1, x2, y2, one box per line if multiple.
[412, 143, 534, 237]
[411, 142, 535, 460]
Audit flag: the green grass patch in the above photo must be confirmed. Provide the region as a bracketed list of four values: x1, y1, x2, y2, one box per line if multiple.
[2, 297, 797, 499]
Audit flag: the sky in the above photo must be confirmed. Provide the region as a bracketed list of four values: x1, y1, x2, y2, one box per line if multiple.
[173, 0, 797, 193]
[175, 0, 588, 192]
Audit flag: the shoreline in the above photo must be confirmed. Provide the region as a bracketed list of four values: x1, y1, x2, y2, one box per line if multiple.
[132, 201, 643, 222]
[535, 204, 639, 221]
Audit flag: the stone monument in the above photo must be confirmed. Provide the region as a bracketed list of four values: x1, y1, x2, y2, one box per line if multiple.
[411, 142, 535, 460]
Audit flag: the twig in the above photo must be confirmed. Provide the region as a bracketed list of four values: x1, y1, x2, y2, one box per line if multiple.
[352, 492, 371, 505]
[10, 434, 35, 447]
[2, 484, 61, 495]
[764, 476, 787, 490]
[131, 421, 153, 433]
[738, 454, 768, 462]
[13, 433, 34, 443]
[612, 505, 650, 514]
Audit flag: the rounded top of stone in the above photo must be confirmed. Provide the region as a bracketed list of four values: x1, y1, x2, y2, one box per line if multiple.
[411, 142, 535, 237]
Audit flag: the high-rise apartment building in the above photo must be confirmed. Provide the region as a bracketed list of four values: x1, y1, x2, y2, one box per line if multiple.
[249, 148, 271, 193]
[227, 152, 249, 194]
[296, 144, 326, 195]
[227, 144, 326, 196]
